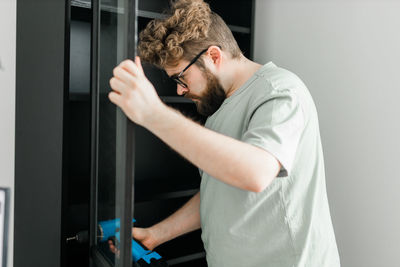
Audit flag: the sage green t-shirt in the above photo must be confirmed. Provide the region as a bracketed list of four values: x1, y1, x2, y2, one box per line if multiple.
[199, 62, 340, 267]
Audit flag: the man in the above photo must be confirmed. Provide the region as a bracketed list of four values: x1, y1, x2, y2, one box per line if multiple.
[108, 0, 340, 266]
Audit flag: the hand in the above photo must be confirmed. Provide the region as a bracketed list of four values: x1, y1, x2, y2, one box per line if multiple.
[108, 227, 160, 255]
[131, 227, 160, 251]
[108, 237, 120, 257]
[108, 57, 165, 127]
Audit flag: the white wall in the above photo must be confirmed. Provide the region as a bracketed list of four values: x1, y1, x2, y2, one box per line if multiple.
[254, 1, 400, 266]
[0, 0, 16, 266]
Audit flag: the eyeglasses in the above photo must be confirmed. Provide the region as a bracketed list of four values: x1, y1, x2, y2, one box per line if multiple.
[170, 48, 209, 88]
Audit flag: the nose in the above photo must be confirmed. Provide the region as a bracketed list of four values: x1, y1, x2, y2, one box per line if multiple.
[177, 84, 188, 96]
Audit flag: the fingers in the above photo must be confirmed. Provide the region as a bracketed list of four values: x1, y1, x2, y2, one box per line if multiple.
[110, 58, 144, 95]
[113, 65, 137, 86]
[135, 56, 144, 74]
[119, 58, 143, 77]
[108, 57, 148, 113]
[108, 91, 122, 106]
[109, 77, 127, 95]
[108, 240, 117, 253]
[108, 239, 120, 257]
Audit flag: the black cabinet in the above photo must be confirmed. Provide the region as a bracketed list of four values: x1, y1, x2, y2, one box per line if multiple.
[15, 1, 254, 267]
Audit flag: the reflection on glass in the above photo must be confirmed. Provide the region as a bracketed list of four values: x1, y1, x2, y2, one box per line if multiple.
[96, 0, 126, 265]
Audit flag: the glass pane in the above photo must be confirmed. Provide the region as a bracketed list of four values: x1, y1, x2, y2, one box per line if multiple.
[96, 0, 133, 266]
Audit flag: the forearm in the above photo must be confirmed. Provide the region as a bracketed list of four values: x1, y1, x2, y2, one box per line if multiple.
[145, 105, 280, 192]
[151, 191, 201, 245]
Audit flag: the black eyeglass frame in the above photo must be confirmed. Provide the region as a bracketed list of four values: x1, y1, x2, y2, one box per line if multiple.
[169, 48, 209, 88]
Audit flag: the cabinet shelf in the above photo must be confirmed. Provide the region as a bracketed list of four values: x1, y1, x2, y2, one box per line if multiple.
[136, 188, 198, 203]
[160, 96, 193, 104]
[68, 94, 191, 103]
[71, 0, 123, 14]
[71, 0, 251, 34]
[134, 175, 200, 203]
[155, 230, 206, 265]
[69, 92, 90, 101]
[138, 10, 250, 34]
[167, 252, 206, 266]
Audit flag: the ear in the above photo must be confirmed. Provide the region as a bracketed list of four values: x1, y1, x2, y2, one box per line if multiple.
[207, 45, 222, 67]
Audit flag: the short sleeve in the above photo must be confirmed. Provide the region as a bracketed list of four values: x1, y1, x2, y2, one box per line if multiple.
[241, 90, 305, 177]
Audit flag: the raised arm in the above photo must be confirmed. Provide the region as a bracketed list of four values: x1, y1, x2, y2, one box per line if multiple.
[108, 58, 281, 193]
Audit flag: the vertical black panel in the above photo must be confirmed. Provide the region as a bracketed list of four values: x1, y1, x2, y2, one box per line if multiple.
[15, 0, 67, 267]
[250, 0, 256, 60]
[117, 0, 137, 266]
[90, 0, 100, 258]
[62, 1, 72, 267]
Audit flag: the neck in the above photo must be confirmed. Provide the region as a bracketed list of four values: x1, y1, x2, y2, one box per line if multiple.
[222, 55, 262, 98]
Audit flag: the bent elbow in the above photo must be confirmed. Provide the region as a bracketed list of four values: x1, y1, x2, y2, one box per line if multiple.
[252, 183, 267, 193]
[250, 174, 276, 193]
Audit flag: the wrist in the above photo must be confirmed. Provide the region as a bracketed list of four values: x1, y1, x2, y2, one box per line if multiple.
[149, 223, 169, 247]
[142, 103, 176, 132]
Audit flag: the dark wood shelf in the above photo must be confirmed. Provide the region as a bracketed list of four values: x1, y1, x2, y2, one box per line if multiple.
[71, 0, 250, 34]
[68, 94, 193, 103]
[167, 252, 206, 266]
[155, 230, 206, 265]
[137, 10, 250, 34]
[134, 176, 200, 203]
[161, 96, 193, 104]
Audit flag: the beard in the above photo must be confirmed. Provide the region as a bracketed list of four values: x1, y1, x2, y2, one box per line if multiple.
[191, 69, 226, 117]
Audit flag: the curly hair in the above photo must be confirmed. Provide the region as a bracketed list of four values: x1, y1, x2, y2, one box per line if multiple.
[138, 0, 242, 69]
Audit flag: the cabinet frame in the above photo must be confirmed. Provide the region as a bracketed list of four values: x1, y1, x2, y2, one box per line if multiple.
[88, 0, 138, 267]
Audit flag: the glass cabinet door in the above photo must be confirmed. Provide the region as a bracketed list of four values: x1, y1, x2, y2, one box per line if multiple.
[90, 0, 137, 266]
